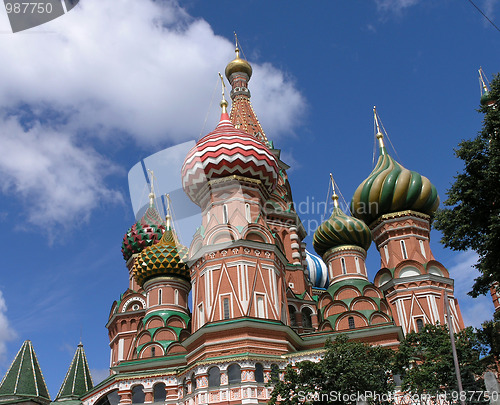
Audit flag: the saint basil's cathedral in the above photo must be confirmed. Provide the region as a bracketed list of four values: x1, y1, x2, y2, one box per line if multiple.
[1, 44, 477, 405]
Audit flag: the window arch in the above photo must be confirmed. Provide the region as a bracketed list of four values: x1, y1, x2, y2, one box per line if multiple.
[302, 307, 313, 328]
[153, 383, 166, 402]
[132, 385, 145, 404]
[227, 363, 241, 385]
[208, 366, 220, 387]
[340, 257, 347, 274]
[348, 316, 355, 329]
[255, 363, 264, 383]
[95, 390, 119, 405]
[190, 373, 196, 393]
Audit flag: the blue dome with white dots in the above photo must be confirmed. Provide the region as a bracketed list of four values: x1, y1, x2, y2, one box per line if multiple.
[305, 250, 329, 289]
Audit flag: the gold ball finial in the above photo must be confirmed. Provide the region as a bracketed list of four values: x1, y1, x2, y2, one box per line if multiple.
[225, 46, 252, 81]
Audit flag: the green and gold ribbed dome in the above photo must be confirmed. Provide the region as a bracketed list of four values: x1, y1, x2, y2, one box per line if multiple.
[225, 47, 252, 80]
[351, 125, 439, 225]
[133, 227, 189, 287]
[313, 195, 372, 258]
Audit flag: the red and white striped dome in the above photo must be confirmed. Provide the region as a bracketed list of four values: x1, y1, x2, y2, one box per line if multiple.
[181, 112, 279, 204]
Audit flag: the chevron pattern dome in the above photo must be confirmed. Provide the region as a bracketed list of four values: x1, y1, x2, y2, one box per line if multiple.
[133, 229, 189, 287]
[181, 112, 279, 204]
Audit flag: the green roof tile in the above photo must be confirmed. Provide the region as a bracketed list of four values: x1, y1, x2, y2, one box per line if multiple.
[0, 341, 50, 405]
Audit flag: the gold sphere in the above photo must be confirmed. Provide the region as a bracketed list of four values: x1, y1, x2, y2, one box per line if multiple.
[225, 48, 252, 80]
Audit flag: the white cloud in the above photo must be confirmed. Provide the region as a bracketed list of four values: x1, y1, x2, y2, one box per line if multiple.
[0, 116, 122, 228]
[0, 290, 17, 363]
[483, 0, 498, 23]
[0, 0, 305, 229]
[0, 0, 304, 145]
[447, 251, 495, 328]
[91, 368, 110, 385]
[375, 0, 421, 15]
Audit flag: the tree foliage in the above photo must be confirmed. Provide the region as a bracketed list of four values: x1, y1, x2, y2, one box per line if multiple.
[434, 73, 500, 296]
[269, 335, 394, 405]
[394, 324, 486, 400]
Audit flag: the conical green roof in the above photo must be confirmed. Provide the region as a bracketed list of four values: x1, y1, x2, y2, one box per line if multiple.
[54, 344, 93, 402]
[0, 340, 50, 405]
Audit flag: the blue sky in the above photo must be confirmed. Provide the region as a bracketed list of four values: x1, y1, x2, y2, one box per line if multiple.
[0, 0, 499, 397]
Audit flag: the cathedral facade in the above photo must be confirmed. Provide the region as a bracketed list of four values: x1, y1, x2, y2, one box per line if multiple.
[0, 46, 465, 405]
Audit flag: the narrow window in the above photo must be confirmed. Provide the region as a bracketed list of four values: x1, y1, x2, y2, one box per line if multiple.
[255, 363, 264, 383]
[348, 316, 355, 329]
[384, 245, 389, 263]
[341, 257, 347, 274]
[207, 211, 210, 223]
[198, 303, 204, 328]
[256, 295, 265, 318]
[245, 203, 251, 222]
[132, 385, 145, 404]
[151, 346, 156, 357]
[288, 305, 297, 327]
[190, 373, 196, 393]
[158, 289, 162, 305]
[302, 307, 313, 328]
[270, 364, 280, 383]
[175, 289, 179, 305]
[223, 297, 230, 320]
[355, 257, 361, 273]
[416, 318, 424, 332]
[400, 240, 408, 259]
[419, 240, 427, 258]
[223, 204, 228, 224]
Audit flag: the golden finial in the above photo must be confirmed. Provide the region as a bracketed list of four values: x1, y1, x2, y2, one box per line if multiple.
[373, 106, 386, 152]
[479, 67, 490, 94]
[218, 72, 228, 113]
[147, 169, 155, 207]
[234, 32, 241, 59]
[329, 173, 339, 208]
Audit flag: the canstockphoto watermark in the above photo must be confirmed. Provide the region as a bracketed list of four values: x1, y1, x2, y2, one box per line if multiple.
[3, 0, 79, 33]
[298, 390, 394, 403]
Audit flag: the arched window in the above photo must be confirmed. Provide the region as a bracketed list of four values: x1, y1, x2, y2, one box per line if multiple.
[95, 390, 119, 405]
[223, 297, 230, 320]
[182, 378, 187, 396]
[132, 385, 145, 404]
[207, 211, 210, 223]
[208, 366, 220, 387]
[153, 383, 166, 402]
[288, 305, 297, 327]
[416, 318, 424, 332]
[151, 346, 156, 358]
[223, 204, 228, 224]
[302, 307, 313, 328]
[348, 316, 355, 329]
[270, 364, 280, 383]
[158, 289, 162, 305]
[255, 363, 264, 383]
[175, 289, 179, 305]
[227, 364, 241, 385]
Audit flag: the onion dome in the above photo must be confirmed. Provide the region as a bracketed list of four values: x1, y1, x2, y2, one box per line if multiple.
[133, 218, 189, 287]
[121, 193, 165, 261]
[181, 104, 279, 204]
[305, 250, 329, 289]
[225, 47, 252, 80]
[350, 108, 439, 225]
[313, 192, 372, 258]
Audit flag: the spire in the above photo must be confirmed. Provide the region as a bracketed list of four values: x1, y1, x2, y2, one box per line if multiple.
[224, 35, 269, 146]
[165, 193, 172, 231]
[373, 106, 386, 155]
[147, 169, 156, 208]
[479, 67, 496, 107]
[0, 340, 50, 405]
[54, 343, 93, 401]
[329, 173, 339, 209]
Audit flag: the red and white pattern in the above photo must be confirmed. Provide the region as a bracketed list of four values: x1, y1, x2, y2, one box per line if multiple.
[181, 113, 279, 204]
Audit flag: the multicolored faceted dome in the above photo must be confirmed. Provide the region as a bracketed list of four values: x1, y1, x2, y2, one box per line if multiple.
[181, 111, 279, 204]
[351, 131, 439, 226]
[305, 250, 329, 289]
[133, 227, 189, 287]
[313, 195, 372, 258]
[122, 199, 165, 261]
[225, 47, 252, 80]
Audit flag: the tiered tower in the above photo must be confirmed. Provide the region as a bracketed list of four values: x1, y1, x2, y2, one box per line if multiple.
[351, 108, 465, 334]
